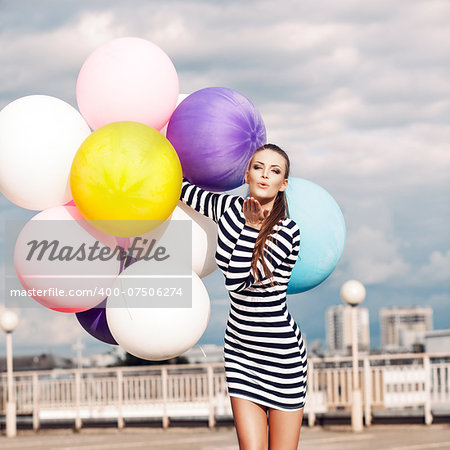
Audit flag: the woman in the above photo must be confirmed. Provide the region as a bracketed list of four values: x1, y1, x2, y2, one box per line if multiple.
[180, 143, 307, 449]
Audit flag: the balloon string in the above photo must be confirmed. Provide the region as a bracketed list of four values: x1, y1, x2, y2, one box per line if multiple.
[118, 245, 133, 321]
[120, 276, 133, 321]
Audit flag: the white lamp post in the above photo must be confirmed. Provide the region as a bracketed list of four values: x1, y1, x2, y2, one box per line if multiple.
[340, 280, 366, 432]
[0, 309, 19, 438]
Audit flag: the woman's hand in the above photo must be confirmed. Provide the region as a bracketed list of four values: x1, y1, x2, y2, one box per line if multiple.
[243, 197, 269, 230]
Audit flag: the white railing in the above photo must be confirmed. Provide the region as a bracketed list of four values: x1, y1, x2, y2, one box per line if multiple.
[1, 353, 449, 430]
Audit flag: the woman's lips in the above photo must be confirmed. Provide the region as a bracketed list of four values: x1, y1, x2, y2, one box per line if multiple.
[257, 182, 269, 189]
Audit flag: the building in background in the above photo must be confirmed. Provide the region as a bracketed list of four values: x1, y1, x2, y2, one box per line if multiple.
[424, 329, 450, 354]
[325, 305, 370, 355]
[0, 353, 74, 371]
[380, 306, 433, 352]
[71, 345, 127, 368]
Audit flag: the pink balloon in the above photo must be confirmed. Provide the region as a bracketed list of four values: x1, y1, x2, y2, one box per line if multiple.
[41, 206, 120, 250]
[14, 206, 121, 313]
[76, 37, 179, 130]
[63, 202, 131, 251]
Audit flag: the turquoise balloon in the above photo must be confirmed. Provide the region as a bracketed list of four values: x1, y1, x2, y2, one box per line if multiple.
[286, 177, 346, 294]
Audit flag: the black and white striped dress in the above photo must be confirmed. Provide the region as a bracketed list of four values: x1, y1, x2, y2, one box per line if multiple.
[180, 178, 307, 411]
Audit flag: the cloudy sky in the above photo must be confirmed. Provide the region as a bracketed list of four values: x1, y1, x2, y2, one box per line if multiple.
[0, 0, 449, 359]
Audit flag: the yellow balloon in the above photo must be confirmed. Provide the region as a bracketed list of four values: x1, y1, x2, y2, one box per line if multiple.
[70, 121, 182, 237]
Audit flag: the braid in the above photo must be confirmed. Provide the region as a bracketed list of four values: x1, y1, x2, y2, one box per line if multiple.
[248, 144, 290, 283]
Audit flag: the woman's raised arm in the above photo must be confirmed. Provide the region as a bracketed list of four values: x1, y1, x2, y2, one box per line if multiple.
[180, 177, 240, 223]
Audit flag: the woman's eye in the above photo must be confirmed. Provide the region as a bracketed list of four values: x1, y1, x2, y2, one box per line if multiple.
[272, 169, 280, 174]
[253, 165, 261, 169]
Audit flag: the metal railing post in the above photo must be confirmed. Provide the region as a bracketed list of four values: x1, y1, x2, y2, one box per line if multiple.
[161, 368, 169, 429]
[117, 369, 124, 429]
[32, 372, 40, 431]
[363, 357, 372, 426]
[207, 365, 216, 428]
[74, 369, 82, 430]
[423, 355, 433, 425]
[308, 359, 316, 427]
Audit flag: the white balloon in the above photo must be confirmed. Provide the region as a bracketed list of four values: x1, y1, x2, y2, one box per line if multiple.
[132, 201, 217, 278]
[14, 206, 121, 312]
[106, 263, 210, 361]
[160, 93, 189, 137]
[0, 95, 91, 210]
[171, 201, 218, 278]
[127, 218, 172, 258]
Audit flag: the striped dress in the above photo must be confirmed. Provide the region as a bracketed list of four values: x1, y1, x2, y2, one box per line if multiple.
[180, 178, 307, 411]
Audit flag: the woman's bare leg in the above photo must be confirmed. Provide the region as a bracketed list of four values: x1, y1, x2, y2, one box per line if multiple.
[267, 407, 304, 450]
[230, 396, 269, 450]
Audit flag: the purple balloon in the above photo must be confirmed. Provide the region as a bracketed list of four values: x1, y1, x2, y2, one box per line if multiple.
[76, 298, 117, 345]
[167, 87, 266, 191]
[76, 253, 137, 345]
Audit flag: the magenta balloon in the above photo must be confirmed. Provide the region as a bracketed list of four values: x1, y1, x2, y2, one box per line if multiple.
[166, 87, 266, 191]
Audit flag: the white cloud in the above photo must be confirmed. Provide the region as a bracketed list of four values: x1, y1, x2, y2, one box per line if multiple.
[14, 308, 85, 347]
[0, 9, 127, 107]
[335, 230, 450, 288]
[340, 225, 410, 284]
[76, 11, 125, 48]
[426, 292, 450, 309]
[416, 249, 450, 283]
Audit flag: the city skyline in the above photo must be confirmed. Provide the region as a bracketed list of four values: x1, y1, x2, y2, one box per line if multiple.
[1, 300, 442, 359]
[0, 0, 449, 359]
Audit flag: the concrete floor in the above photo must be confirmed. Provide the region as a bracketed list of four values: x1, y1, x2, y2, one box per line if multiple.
[1, 424, 450, 449]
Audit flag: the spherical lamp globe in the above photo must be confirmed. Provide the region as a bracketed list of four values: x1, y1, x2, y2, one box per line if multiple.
[0, 310, 19, 333]
[340, 280, 366, 307]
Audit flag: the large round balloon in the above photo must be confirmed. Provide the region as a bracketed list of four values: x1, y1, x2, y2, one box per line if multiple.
[111, 204, 216, 278]
[286, 177, 346, 294]
[75, 299, 117, 345]
[74, 229, 168, 345]
[70, 121, 182, 237]
[76, 37, 179, 131]
[106, 264, 210, 361]
[166, 87, 266, 191]
[170, 202, 218, 278]
[14, 206, 121, 313]
[63, 201, 127, 250]
[0, 95, 91, 210]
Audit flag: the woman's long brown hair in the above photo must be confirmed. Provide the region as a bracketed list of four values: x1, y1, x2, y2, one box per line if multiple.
[249, 144, 291, 283]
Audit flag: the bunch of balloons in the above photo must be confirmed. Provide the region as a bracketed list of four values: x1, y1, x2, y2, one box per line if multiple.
[0, 37, 345, 361]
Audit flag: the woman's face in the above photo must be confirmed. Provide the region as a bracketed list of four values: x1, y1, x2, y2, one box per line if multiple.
[244, 149, 288, 202]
